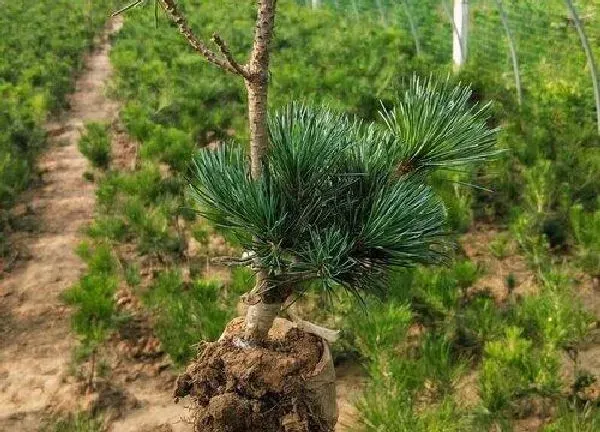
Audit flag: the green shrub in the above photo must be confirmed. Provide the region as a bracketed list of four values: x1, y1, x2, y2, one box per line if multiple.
[458, 294, 506, 349]
[544, 403, 600, 432]
[0, 0, 117, 228]
[360, 349, 471, 431]
[489, 232, 512, 259]
[350, 301, 413, 359]
[453, 260, 481, 291]
[420, 333, 466, 396]
[87, 215, 128, 241]
[79, 123, 111, 169]
[142, 270, 239, 365]
[40, 413, 103, 432]
[411, 267, 462, 320]
[480, 327, 561, 414]
[62, 242, 120, 364]
[571, 204, 600, 277]
[124, 263, 141, 287]
[512, 271, 592, 347]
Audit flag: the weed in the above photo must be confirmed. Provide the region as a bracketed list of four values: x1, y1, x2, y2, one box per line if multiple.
[489, 232, 512, 259]
[142, 270, 238, 365]
[39, 413, 103, 432]
[544, 402, 600, 432]
[570, 204, 600, 278]
[123, 263, 141, 287]
[480, 327, 561, 414]
[79, 123, 111, 169]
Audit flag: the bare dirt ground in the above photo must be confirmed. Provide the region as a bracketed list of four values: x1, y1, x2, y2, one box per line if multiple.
[0, 17, 125, 431]
[461, 225, 537, 302]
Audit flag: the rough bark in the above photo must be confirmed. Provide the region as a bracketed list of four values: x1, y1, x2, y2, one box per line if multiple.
[247, 80, 270, 179]
[151, 0, 281, 339]
[244, 1, 279, 339]
[246, 0, 277, 178]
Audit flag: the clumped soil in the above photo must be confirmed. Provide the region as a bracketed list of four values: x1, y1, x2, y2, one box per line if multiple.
[174, 318, 334, 432]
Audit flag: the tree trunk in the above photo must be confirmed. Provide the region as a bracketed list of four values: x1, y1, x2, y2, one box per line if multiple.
[246, 79, 269, 179]
[242, 0, 280, 341]
[243, 272, 282, 340]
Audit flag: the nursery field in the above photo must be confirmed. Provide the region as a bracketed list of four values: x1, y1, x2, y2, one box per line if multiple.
[2, 0, 600, 431]
[0, 0, 118, 253]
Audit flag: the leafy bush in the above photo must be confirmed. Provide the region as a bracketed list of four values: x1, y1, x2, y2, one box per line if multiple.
[142, 270, 240, 365]
[0, 0, 117, 237]
[79, 123, 111, 169]
[480, 327, 561, 414]
[571, 204, 600, 277]
[63, 242, 120, 365]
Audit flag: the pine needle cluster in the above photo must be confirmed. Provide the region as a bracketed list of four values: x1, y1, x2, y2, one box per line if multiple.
[190, 76, 499, 297]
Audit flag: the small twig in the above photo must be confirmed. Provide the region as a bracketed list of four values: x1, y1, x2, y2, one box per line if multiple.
[212, 33, 250, 79]
[112, 0, 145, 17]
[158, 0, 247, 77]
[210, 255, 254, 267]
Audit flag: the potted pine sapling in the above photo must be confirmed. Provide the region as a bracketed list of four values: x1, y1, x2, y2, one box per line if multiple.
[174, 78, 499, 431]
[114, 1, 498, 430]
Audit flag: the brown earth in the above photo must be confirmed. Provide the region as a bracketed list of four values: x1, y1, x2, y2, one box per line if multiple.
[174, 317, 334, 432]
[0, 16, 187, 432]
[461, 225, 537, 303]
[0, 17, 123, 430]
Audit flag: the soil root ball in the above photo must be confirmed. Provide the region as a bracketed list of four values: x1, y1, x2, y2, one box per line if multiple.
[173, 317, 337, 432]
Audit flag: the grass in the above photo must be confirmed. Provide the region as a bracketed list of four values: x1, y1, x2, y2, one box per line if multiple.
[544, 403, 600, 431]
[79, 123, 111, 169]
[39, 413, 103, 432]
[142, 268, 250, 366]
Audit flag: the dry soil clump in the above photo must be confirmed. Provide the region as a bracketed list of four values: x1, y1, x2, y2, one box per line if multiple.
[174, 317, 337, 432]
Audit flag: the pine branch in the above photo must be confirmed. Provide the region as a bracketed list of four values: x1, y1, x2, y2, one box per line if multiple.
[381, 75, 501, 176]
[212, 33, 249, 79]
[248, 0, 277, 82]
[157, 0, 247, 77]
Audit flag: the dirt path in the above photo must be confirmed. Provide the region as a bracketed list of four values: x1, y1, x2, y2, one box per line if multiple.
[0, 17, 123, 431]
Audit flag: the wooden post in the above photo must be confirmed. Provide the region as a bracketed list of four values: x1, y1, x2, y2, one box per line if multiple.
[564, 0, 600, 135]
[494, 0, 522, 105]
[452, 0, 468, 69]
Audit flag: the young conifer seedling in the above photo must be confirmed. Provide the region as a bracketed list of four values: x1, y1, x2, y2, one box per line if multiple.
[184, 76, 498, 431]
[192, 76, 499, 342]
[115, 1, 498, 430]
